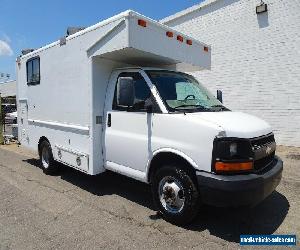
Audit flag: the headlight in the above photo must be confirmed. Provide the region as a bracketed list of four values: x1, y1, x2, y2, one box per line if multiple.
[212, 138, 254, 174]
[229, 142, 237, 156]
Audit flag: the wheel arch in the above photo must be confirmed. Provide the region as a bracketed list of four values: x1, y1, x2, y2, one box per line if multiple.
[146, 148, 199, 183]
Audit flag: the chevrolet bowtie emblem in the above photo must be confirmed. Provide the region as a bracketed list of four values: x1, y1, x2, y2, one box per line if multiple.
[266, 146, 272, 155]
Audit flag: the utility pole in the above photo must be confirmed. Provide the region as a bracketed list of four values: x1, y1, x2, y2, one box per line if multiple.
[0, 93, 3, 144]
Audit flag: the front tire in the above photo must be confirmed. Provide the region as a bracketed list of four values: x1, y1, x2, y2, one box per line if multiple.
[151, 165, 200, 225]
[39, 140, 57, 175]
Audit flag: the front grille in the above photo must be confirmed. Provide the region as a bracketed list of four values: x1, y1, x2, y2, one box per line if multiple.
[251, 133, 275, 149]
[250, 133, 276, 171]
[253, 152, 275, 171]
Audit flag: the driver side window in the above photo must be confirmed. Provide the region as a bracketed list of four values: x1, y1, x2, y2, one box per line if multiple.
[113, 72, 151, 112]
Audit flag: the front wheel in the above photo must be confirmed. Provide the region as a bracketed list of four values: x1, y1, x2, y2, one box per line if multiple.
[151, 165, 200, 225]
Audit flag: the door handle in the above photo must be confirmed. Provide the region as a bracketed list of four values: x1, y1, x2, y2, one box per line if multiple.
[107, 113, 111, 127]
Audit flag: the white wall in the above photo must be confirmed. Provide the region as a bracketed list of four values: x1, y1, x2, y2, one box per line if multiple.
[162, 0, 300, 146]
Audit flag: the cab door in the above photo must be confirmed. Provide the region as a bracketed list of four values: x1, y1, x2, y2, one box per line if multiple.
[104, 70, 156, 177]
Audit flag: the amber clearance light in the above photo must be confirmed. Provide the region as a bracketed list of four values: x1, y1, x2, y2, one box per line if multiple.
[215, 161, 253, 172]
[186, 39, 193, 45]
[138, 19, 147, 27]
[166, 31, 174, 38]
[177, 35, 184, 42]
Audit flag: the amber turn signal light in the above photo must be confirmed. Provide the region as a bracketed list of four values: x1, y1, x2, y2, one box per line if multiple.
[215, 161, 253, 172]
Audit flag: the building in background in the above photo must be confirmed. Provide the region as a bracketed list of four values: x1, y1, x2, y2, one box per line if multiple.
[0, 80, 17, 140]
[0, 80, 16, 99]
[161, 0, 300, 146]
[0, 79, 17, 124]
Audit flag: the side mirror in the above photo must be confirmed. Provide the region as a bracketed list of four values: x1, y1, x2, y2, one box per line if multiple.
[217, 90, 223, 103]
[117, 77, 135, 107]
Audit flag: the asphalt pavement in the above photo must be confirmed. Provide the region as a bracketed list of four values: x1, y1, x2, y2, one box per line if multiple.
[0, 144, 299, 249]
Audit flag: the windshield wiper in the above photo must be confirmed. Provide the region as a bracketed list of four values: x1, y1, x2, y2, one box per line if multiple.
[173, 104, 209, 110]
[210, 105, 230, 111]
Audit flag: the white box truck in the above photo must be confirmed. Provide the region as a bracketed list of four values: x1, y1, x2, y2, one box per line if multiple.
[16, 10, 282, 225]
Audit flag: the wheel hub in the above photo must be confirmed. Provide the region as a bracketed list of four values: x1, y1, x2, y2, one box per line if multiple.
[159, 177, 185, 213]
[162, 186, 176, 205]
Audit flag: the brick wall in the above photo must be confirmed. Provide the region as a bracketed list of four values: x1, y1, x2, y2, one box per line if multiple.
[162, 0, 300, 146]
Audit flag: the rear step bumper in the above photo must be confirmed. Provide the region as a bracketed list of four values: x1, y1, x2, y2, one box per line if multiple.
[196, 156, 283, 207]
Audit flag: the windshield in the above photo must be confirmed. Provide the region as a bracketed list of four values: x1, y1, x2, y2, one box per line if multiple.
[146, 70, 229, 112]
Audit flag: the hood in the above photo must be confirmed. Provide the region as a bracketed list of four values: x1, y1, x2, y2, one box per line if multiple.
[188, 111, 272, 138]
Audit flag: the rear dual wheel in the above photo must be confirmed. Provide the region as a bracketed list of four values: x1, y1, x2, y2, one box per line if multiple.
[39, 140, 58, 175]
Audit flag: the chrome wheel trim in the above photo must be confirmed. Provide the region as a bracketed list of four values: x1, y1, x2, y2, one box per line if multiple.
[158, 176, 185, 214]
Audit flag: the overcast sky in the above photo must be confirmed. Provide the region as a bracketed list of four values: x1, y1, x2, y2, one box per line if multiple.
[0, 0, 202, 80]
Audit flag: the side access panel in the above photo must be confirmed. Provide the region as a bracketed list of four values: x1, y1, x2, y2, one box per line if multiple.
[18, 99, 29, 145]
[54, 145, 89, 172]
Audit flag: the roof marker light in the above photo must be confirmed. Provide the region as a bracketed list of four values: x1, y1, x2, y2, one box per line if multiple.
[138, 19, 147, 27]
[186, 39, 192, 45]
[177, 35, 183, 42]
[204, 46, 209, 52]
[166, 31, 174, 38]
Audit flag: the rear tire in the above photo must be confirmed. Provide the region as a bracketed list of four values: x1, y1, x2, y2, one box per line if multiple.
[39, 140, 58, 175]
[151, 164, 200, 225]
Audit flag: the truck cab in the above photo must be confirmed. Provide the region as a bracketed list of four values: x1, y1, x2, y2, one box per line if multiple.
[103, 67, 283, 224]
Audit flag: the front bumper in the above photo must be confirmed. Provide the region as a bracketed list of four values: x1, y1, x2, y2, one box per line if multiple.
[196, 156, 283, 207]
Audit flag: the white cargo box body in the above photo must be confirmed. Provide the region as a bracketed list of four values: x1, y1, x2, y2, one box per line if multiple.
[17, 10, 211, 175]
[87, 11, 211, 70]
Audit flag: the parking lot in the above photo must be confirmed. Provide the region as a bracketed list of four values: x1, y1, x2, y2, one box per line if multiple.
[0, 144, 299, 249]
